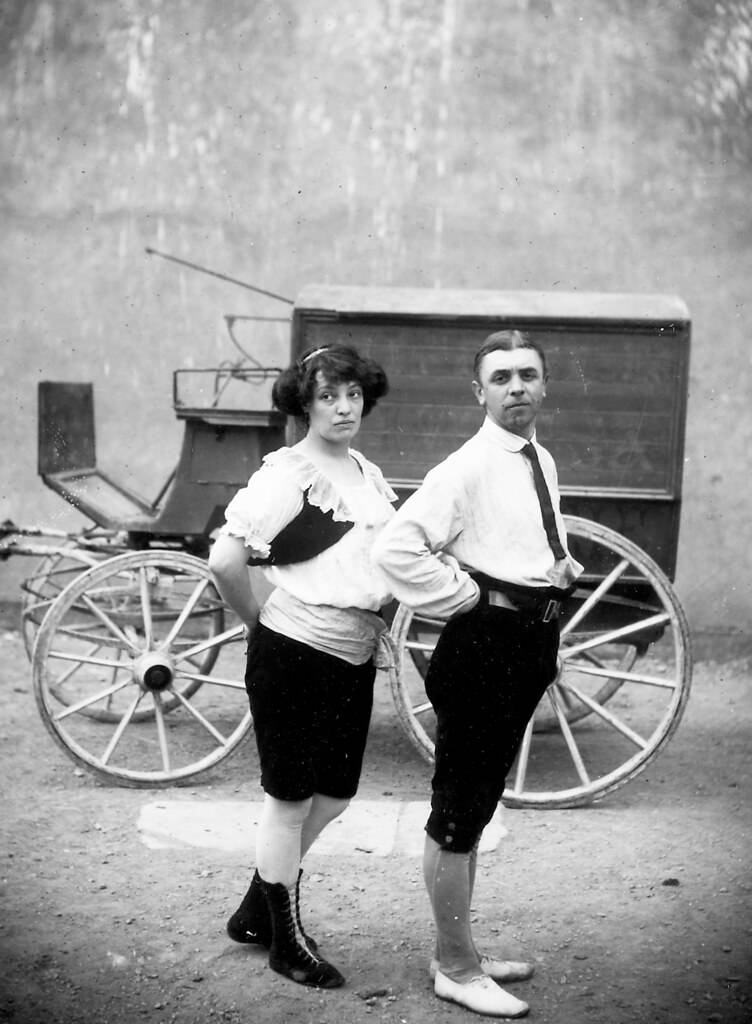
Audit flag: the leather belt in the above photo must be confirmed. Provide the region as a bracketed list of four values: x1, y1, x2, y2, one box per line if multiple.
[487, 589, 562, 622]
[487, 590, 518, 612]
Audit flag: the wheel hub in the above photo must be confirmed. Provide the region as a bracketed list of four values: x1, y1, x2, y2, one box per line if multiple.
[133, 652, 175, 692]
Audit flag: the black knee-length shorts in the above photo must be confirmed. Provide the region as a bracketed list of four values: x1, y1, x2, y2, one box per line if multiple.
[244, 624, 376, 801]
[424, 602, 559, 852]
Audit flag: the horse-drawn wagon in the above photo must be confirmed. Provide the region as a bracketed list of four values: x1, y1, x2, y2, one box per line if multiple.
[1, 284, 691, 807]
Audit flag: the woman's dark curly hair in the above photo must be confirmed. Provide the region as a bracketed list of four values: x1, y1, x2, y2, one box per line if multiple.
[272, 344, 389, 418]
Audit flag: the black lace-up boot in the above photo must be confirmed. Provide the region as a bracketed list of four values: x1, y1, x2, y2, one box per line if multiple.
[227, 869, 318, 951]
[226, 869, 272, 946]
[293, 869, 318, 952]
[260, 878, 344, 988]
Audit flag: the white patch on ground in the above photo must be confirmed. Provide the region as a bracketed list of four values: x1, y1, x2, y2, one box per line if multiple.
[137, 799, 507, 856]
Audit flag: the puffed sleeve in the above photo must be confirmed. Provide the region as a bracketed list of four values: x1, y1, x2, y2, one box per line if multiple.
[219, 462, 304, 560]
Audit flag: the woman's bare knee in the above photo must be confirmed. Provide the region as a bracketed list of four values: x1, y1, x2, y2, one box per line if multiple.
[310, 793, 350, 823]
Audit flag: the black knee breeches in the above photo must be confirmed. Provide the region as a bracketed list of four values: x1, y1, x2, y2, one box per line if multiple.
[424, 602, 559, 853]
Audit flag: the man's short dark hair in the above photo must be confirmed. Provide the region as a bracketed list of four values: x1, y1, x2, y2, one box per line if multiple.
[473, 330, 547, 380]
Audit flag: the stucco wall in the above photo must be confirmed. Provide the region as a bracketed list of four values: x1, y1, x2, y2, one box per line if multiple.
[1, 0, 750, 641]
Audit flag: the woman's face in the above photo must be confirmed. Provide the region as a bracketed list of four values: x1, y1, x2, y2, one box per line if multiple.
[305, 372, 364, 445]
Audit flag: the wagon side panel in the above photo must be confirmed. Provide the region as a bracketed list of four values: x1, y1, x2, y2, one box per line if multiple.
[291, 286, 690, 580]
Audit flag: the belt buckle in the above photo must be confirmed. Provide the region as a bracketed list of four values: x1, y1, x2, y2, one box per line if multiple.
[542, 599, 560, 623]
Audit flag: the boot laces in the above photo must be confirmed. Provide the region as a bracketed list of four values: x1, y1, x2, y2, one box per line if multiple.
[285, 904, 323, 966]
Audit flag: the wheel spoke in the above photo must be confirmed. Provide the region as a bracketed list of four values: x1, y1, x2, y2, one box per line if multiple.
[511, 717, 534, 794]
[161, 577, 211, 648]
[560, 560, 630, 636]
[405, 640, 437, 654]
[170, 688, 229, 744]
[21, 551, 101, 657]
[580, 648, 620, 668]
[173, 670, 246, 690]
[558, 687, 579, 713]
[101, 691, 145, 763]
[152, 692, 171, 772]
[547, 684, 591, 786]
[559, 681, 649, 749]
[184, 652, 213, 670]
[23, 596, 55, 617]
[52, 624, 127, 647]
[411, 699, 433, 717]
[561, 611, 669, 658]
[53, 678, 134, 721]
[564, 659, 678, 689]
[104, 650, 125, 711]
[139, 568, 154, 648]
[48, 650, 132, 670]
[175, 623, 244, 664]
[48, 642, 104, 690]
[413, 615, 445, 628]
[80, 592, 141, 654]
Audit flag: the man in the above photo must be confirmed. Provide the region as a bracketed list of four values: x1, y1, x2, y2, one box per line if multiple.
[373, 330, 582, 1019]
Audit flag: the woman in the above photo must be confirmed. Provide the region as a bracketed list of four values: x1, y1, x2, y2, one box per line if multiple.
[208, 343, 395, 990]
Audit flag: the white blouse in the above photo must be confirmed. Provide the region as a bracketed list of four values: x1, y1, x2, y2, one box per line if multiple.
[220, 447, 397, 664]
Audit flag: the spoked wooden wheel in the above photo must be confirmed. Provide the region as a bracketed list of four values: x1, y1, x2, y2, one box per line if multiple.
[32, 551, 251, 787]
[389, 516, 692, 808]
[26, 547, 217, 723]
[21, 549, 100, 657]
[404, 610, 630, 734]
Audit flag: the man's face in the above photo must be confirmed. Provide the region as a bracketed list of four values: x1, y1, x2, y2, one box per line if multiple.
[472, 347, 547, 439]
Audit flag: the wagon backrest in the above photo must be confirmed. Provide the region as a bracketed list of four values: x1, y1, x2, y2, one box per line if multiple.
[38, 381, 97, 475]
[291, 286, 690, 579]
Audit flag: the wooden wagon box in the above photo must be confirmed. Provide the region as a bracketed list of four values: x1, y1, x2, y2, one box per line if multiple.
[292, 285, 690, 580]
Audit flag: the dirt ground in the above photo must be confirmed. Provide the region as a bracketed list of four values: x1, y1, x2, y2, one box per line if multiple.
[0, 625, 750, 1024]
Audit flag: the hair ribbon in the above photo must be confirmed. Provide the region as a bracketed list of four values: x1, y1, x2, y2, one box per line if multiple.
[300, 346, 330, 365]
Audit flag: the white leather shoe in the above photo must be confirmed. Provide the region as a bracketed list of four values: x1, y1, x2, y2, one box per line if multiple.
[434, 970, 529, 1018]
[480, 956, 535, 982]
[429, 956, 535, 983]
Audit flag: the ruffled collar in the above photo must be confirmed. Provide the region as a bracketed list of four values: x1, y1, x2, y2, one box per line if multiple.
[262, 447, 397, 522]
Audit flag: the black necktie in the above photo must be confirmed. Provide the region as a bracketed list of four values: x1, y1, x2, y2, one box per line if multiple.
[521, 442, 566, 560]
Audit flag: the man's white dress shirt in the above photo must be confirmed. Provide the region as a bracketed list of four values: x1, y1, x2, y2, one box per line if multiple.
[373, 417, 583, 620]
